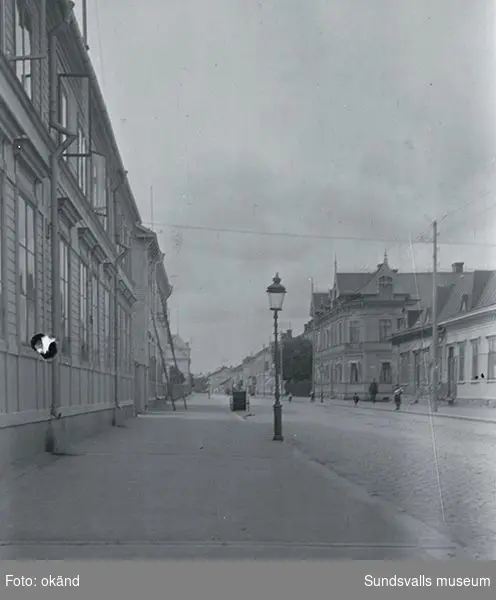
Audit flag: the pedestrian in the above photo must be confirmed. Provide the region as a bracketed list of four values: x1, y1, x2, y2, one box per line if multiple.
[310, 391, 315, 402]
[353, 393, 359, 406]
[320, 390, 324, 403]
[369, 378, 378, 404]
[394, 384, 403, 410]
[288, 393, 293, 403]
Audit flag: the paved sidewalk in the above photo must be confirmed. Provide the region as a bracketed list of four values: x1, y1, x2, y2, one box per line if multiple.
[320, 398, 496, 424]
[0, 395, 464, 559]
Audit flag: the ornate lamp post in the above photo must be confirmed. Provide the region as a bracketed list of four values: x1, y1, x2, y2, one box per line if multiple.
[266, 273, 286, 441]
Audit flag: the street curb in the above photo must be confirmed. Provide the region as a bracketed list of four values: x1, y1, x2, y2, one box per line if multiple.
[318, 402, 496, 425]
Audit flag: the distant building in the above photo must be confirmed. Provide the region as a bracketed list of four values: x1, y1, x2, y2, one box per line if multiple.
[311, 255, 471, 400]
[392, 265, 496, 406]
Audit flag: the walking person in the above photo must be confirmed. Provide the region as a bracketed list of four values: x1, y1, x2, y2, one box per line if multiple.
[394, 384, 403, 411]
[369, 378, 378, 404]
[353, 393, 359, 406]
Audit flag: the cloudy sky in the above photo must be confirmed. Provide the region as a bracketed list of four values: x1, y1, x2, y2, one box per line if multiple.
[77, 0, 496, 373]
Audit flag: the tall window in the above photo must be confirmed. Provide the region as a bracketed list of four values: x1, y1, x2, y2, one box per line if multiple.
[77, 124, 87, 195]
[79, 262, 89, 361]
[60, 239, 70, 354]
[380, 362, 392, 384]
[379, 319, 392, 342]
[90, 275, 99, 364]
[338, 322, 342, 344]
[349, 320, 360, 344]
[14, 0, 33, 99]
[471, 339, 479, 380]
[336, 363, 343, 383]
[458, 342, 465, 382]
[397, 317, 405, 331]
[91, 153, 108, 228]
[0, 176, 4, 339]
[349, 362, 361, 383]
[59, 86, 69, 159]
[400, 352, 410, 383]
[18, 196, 35, 344]
[103, 287, 110, 368]
[488, 337, 496, 381]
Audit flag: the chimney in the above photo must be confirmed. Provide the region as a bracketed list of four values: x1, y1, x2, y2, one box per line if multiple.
[452, 262, 464, 273]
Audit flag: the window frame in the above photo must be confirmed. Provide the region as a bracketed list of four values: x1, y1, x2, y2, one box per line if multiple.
[458, 341, 465, 382]
[59, 237, 71, 356]
[487, 336, 496, 381]
[379, 361, 392, 384]
[0, 167, 5, 339]
[470, 338, 479, 381]
[379, 319, 392, 342]
[90, 272, 99, 366]
[79, 260, 90, 362]
[13, 0, 34, 99]
[17, 193, 36, 346]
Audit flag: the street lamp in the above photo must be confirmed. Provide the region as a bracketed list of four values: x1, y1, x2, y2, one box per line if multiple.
[266, 273, 286, 441]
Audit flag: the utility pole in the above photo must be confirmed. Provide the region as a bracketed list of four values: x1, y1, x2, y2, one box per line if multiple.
[431, 220, 438, 413]
[310, 278, 317, 400]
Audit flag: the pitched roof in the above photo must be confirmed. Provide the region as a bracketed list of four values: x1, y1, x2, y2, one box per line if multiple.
[474, 271, 496, 309]
[335, 273, 374, 294]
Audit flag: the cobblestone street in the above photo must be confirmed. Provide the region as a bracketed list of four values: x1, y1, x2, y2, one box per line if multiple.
[241, 397, 496, 559]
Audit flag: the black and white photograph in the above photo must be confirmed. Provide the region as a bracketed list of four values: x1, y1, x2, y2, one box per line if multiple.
[0, 0, 495, 564]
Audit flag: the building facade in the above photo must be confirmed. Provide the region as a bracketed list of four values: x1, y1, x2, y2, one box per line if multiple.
[131, 225, 173, 413]
[311, 256, 468, 400]
[392, 268, 496, 406]
[0, 0, 172, 465]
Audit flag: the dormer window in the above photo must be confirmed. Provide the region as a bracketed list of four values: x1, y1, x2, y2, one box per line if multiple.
[460, 294, 468, 312]
[379, 276, 393, 288]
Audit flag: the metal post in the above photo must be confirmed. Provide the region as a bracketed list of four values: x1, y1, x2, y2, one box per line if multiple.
[273, 309, 283, 441]
[48, 22, 77, 431]
[431, 220, 438, 412]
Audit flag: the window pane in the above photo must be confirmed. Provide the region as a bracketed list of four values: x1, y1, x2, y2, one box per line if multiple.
[27, 297, 35, 338]
[19, 294, 27, 342]
[26, 205, 34, 251]
[18, 246, 26, 296]
[26, 250, 35, 299]
[18, 198, 26, 246]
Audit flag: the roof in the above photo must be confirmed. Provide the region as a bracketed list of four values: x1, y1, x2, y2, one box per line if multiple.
[311, 292, 330, 316]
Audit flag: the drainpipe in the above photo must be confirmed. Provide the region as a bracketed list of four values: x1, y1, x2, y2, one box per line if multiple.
[112, 247, 129, 424]
[47, 5, 78, 436]
[111, 170, 128, 424]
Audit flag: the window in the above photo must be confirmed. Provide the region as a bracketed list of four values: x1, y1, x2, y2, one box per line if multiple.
[397, 317, 405, 331]
[60, 239, 70, 354]
[349, 320, 360, 344]
[14, 0, 33, 99]
[400, 352, 410, 383]
[59, 86, 69, 160]
[91, 275, 99, 365]
[338, 322, 342, 344]
[471, 339, 479, 380]
[379, 276, 393, 294]
[0, 176, 4, 338]
[103, 287, 110, 367]
[458, 342, 465, 382]
[380, 362, 392, 384]
[488, 337, 496, 380]
[349, 362, 361, 384]
[336, 363, 343, 383]
[77, 124, 87, 195]
[18, 196, 35, 344]
[79, 262, 89, 361]
[91, 153, 108, 228]
[379, 319, 392, 342]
